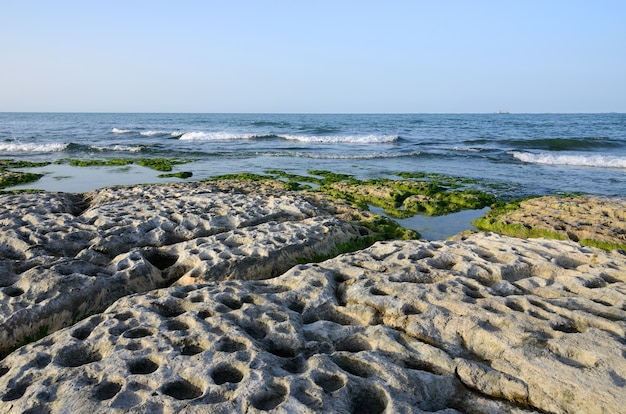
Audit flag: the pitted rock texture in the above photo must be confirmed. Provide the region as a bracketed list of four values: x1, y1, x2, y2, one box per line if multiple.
[489, 195, 626, 247]
[0, 181, 364, 355]
[1, 232, 624, 413]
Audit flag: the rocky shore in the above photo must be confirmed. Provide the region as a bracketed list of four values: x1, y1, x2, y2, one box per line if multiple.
[0, 181, 624, 413]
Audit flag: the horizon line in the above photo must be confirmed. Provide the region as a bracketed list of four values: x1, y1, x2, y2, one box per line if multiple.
[1, 111, 624, 115]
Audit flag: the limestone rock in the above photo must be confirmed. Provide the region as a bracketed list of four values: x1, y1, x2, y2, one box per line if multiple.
[0, 181, 364, 355]
[1, 232, 624, 413]
[481, 195, 626, 248]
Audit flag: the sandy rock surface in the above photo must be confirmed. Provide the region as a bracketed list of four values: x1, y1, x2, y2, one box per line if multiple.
[0, 181, 364, 355]
[492, 196, 626, 247]
[1, 231, 624, 413]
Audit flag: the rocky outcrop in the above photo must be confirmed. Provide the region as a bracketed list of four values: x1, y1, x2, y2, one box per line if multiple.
[0, 181, 366, 355]
[474, 195, 626, 249]
[1, 232, 624, 413]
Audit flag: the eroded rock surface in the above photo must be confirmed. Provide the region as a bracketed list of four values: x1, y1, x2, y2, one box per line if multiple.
[0, 181, 364, 355]
[481, 196, 626, 248]
[1, 232, 624, 413]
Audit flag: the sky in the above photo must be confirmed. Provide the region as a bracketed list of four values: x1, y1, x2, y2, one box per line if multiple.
[1, 1, 625, 113]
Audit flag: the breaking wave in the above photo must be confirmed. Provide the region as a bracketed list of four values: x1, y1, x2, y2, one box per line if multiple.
[267, 151, 421, 160]
[179, 132, 258, 141]
[91, 145, 144, 153]
[111, 128, 132, 134]
[178, 132, 398, 144]
[281, 134, 398, 144]
[0, 142, 69, 153]
[511, 151, 626, 169]
[140, 130, 183, 137]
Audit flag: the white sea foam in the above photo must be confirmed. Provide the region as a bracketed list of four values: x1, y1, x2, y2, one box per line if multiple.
[452, 146, 482, 152]
[281, 134, 398, 144]
[0, 142, 68, 153]
[140, 130, 165, 136]
[92, 145, 143, 153]
[177, 132, 398, 143]
[179, 132, 256, 141]
[270, 151, 420, 160]
[139, 130, 183, 137]
[511, 151, 626, 169]
[112, 128, 132, 134]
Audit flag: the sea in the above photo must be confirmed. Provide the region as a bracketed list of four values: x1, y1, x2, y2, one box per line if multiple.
[1, 112, 625, 199]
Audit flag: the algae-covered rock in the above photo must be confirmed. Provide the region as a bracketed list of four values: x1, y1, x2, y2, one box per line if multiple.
[0, 159, 50, 189]
[220, 169, 497, 219]
[325, 179, 495, 217]
[54, 157, 193, 172]
[0, 170, 44, 189]
[473, 195, 626, 251]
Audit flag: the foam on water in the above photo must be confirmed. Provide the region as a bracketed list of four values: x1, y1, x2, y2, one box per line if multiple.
[139, 130, 183, 137]
[281, 134, 398, 144]
[452, 147, 483, 153]
[288, 151, 421, 160]
[0, 142, 68, 153]
[511, 151, 626, 169]
[92, 145, 143, 153]
[179, 131, 257, 141]
[178, 132, 398, 143]
[2, 112, 625, 196]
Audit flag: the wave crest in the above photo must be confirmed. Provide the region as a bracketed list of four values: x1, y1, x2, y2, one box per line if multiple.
[177, 131, 398, 144]
[91, 145, 143, 153]
[111, 128, 132, 134]
[179, 132, 257, 141]
[0, 142, 69, 153]
[265, 151, 420, 160]
[511, 151, 626, 169]
[281, 134, 398, 144]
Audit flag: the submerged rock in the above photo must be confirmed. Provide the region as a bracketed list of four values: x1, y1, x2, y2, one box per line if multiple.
[1, 231, 624, 413]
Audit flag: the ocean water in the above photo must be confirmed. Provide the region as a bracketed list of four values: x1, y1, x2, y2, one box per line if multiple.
[1, 113, 625, 197]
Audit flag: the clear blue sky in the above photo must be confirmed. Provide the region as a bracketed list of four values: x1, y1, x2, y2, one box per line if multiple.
[1, 1, 624, 113]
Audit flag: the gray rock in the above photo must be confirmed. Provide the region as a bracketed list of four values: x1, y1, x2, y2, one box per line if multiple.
[1, 231, 624, 413]
[0, 182, 363, 355]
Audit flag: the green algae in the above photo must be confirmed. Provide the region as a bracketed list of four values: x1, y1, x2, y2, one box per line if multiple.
[471, 197, 626, 252]
[0, 170, 45, 189]
[158, 171, 193, 179]
[55, 157, 193, 172]
[295, 214, 419, 264]
[323, 179, 496, 218]
[296, 237, 379, 264]
[57, 158, 135, 168]
[475, 215, 626, 251]
[136, 158, 192, 172]
[0, 159, 50, 189]
[0, 159, 51, 168]
[471, 197, 560, 239]
[208, 169, 497, 218]
[396, 171, 481, 186]
[208, 172, 271, 182]
[206, 170, 420, 246]
[579, 239, 626, 252]
[472, 218, 568, 240]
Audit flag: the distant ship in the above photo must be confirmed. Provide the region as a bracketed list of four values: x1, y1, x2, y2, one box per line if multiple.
[496, 109, 510, 114]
